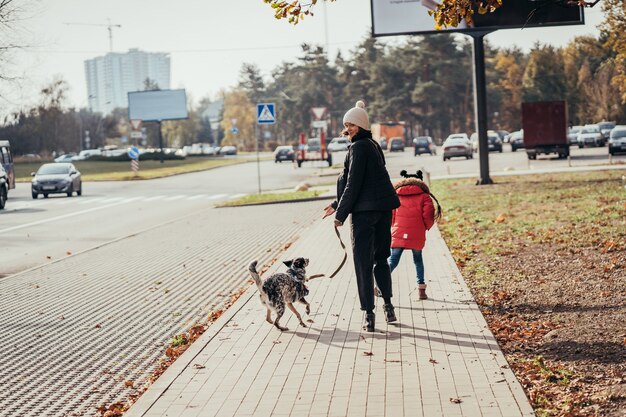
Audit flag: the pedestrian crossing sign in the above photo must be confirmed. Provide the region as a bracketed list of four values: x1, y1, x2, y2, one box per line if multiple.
[257, 103, 276, 124]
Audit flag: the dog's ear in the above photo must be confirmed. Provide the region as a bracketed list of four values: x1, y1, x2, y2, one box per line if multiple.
[283, 260, 293, 268]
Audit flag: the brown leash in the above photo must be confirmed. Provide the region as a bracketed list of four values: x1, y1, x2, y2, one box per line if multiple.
[308, 224, 348, 280]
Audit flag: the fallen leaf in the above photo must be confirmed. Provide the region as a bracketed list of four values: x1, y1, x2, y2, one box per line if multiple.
[450, 397, 462, 404]
[124, 380, 134, 388]
[495, 214, 506, 223]
[306, 319, 314, 323]
[94, 324, 102, 329]
[193, 363, 206, 369]
[429, 358, 438, 364]
[46, 255, 52, 259]
[363, 351, 373, 356]
[273, 340, 282, 344]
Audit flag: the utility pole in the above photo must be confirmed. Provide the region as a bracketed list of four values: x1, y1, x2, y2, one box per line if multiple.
[65, 18, 122, 52]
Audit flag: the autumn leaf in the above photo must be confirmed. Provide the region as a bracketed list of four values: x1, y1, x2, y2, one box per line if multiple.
[363, 351, 373, 356]
[124, 380, 134, 388]
[450, 397, 462, 403]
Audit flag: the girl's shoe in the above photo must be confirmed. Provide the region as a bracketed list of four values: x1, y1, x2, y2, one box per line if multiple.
[364, 312, 375, 332]
[418, 284, 428, 300]
[383, 304, 397, 323]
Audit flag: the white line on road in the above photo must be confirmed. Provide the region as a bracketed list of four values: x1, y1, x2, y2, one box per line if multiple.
[187, 195, 206, 200]
[144, 195, 165, 202]
[164, 195, 185, 201]
[207, 194, 228, 200]
[0, 199, 138, 234]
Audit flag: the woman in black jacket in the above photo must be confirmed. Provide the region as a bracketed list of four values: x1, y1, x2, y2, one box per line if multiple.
[323, 100, 400, 332]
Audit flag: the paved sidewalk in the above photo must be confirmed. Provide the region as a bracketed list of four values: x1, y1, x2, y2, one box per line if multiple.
[126, 217, 534, 417]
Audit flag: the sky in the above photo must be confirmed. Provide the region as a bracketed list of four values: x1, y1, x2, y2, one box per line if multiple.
[0, 0, 606, 116]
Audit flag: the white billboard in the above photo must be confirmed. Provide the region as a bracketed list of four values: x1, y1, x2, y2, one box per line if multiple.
[128, 89, 188, 122]
[371, 0, 584, 37]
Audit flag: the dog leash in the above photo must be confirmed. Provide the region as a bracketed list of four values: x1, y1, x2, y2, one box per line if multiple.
[308, 224, 348, 280]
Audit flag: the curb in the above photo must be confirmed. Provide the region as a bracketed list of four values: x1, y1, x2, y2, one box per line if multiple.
[215, 194, 335, 208]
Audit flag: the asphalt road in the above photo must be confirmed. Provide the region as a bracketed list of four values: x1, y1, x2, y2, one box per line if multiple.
[2, 144, 623, 276]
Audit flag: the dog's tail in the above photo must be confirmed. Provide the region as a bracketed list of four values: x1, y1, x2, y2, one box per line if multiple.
[248, 260, 263, 291]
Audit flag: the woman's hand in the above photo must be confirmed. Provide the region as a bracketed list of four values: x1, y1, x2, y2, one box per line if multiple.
[322, 205, 336, 219]
[334, 219, 343, 227]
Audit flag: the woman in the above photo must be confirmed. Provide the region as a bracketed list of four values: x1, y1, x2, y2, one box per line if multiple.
[323, 100, 400, 332]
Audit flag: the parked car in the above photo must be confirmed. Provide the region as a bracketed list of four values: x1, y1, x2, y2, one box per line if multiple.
[219, 146, 237, 155]
[389, 137, 405, 152]
[0, 165, 7, 210]
[31, 162, 82, 199]
[442, 134, 472, 161]
[608, 125, 626, 155]
[509, 130, 524, 152]
[54, 153, 76, 163]
[577, 124, 606, 148]
[274, 145, 295, 163]
[379, 137, 388, 150]
[413, 136, 436, 156]
[470, 131, 502, 152]
[72, 149, 102, 161]
[567, 125, 583, 146]
[597, 121, 616, 138]
[327, 137, 350, 152]
[496, 130, 510, 143]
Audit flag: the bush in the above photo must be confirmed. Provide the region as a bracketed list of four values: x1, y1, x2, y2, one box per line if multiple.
[89, 152, 185, 162]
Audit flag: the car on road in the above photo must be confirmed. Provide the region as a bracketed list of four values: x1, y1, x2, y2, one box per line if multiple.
[577, 124, 606, 148]
[389, 137, 405, 152]
[31, 162, 82, 199]
[219, 146, 237, 155]
[442, 134, 472, 161]
[0, 165, 8, 210]
[274, 145, 295, 163]
[608, 125, 626, 155]
[597, 121, 616, 138]
[567, 125, 583, 146]
[470, 131, 502, 152]
[327, 137, 351, 152]
[413, 136, 436, 156]
[71, 149, 102, 161]
[496, 130, 510, 143]
[509, 130, 524, 152]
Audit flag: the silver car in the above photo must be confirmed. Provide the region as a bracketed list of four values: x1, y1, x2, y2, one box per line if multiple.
[442, 134, 472, 161]
[608, 125, 626, 155]
[577, 124, 606, 148]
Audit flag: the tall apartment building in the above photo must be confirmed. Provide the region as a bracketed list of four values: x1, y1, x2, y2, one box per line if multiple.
[84, 48, 170, 114]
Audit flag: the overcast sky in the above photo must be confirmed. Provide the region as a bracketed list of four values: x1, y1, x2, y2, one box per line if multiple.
[0, 0, 605, 116]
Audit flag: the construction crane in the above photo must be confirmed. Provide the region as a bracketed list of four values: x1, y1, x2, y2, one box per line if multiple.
[64, 18, 122, 52]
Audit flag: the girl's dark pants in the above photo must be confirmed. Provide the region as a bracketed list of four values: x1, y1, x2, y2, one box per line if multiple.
[350, 210, 393, 312]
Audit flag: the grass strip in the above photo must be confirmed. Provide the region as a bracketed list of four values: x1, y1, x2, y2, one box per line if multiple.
[217, 190, 327, 207]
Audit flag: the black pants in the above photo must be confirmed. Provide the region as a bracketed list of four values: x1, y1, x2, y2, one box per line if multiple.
[350, 210, 393, 312]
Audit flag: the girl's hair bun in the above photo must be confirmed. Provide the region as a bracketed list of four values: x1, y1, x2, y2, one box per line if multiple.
[400, 170, 408, 177]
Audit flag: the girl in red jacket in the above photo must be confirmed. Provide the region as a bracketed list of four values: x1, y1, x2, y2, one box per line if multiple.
[389, 170, 441, 300]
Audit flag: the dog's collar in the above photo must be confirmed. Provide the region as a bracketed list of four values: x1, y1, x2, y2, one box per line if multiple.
[287, 269, 305, 282]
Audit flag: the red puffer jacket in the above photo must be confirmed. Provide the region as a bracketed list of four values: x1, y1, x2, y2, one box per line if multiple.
[391, 178, 435, 250]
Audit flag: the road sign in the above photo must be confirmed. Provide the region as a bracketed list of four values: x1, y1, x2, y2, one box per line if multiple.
[231, 127, 239, 135]
[130, 131, 143, 139]
[128, 146, 140, 160]
[257, 103, 276, 124]
[311, 107, 327, 120]
[130, 119, 142, 130]
[312, 120, 328, 129]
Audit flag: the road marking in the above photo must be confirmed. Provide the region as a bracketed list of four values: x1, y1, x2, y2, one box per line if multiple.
[144, 195, 165, 202]
[164, 195, 185, 201]
[207, 194, 228, 200]
[100, 197, 123, 204]
[79, 197, 105, 205]
[0, 200, 135, 234]
[187, 195, 206, 200]
[229, 193, 246, 199]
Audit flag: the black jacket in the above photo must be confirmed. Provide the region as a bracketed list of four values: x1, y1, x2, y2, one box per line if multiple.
[332, 130, 400, 223]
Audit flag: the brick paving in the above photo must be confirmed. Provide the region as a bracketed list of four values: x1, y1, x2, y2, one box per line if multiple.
[0, 201, 324, 417]
[126, 217, 535, 417]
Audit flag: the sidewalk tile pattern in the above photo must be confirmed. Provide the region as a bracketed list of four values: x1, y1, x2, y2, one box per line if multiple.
[126, 219, 535, 417]
[0, 202, 323, 417]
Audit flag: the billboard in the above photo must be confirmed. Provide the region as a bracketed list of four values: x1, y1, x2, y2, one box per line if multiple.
[128, 89, 188, 122]
[371, 0, 584, 37]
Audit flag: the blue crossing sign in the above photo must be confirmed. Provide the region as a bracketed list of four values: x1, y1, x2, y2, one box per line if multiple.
[128, 146, 140, 160]
[257, 103, 276, 125]
[231, 127, 239, 135]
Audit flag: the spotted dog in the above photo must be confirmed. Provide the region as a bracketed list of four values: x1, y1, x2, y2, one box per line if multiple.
[248, 258, 311, 331]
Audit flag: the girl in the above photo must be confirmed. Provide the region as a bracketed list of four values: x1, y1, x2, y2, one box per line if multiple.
[388, 170, 442, 300]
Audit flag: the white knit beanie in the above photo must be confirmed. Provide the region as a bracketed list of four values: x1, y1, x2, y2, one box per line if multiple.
[343, 100, 369, 130]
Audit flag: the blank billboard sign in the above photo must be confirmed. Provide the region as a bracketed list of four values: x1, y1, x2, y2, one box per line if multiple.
[371, 0, 584, 37]
[128, 89, 188, 122]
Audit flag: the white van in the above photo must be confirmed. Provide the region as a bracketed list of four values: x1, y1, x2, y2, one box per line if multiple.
[72, 149, 102, 161]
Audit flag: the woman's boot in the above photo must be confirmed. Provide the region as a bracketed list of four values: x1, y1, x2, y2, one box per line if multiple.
[383, 304, 397, 323]
[418, 284, 428, 300]
[364, 312, 375, 332]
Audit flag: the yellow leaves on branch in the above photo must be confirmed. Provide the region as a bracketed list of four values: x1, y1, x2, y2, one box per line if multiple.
[265, 0, 600, 28]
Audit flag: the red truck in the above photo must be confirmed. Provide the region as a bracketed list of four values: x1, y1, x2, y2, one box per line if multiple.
[521, 101, 569, 160]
